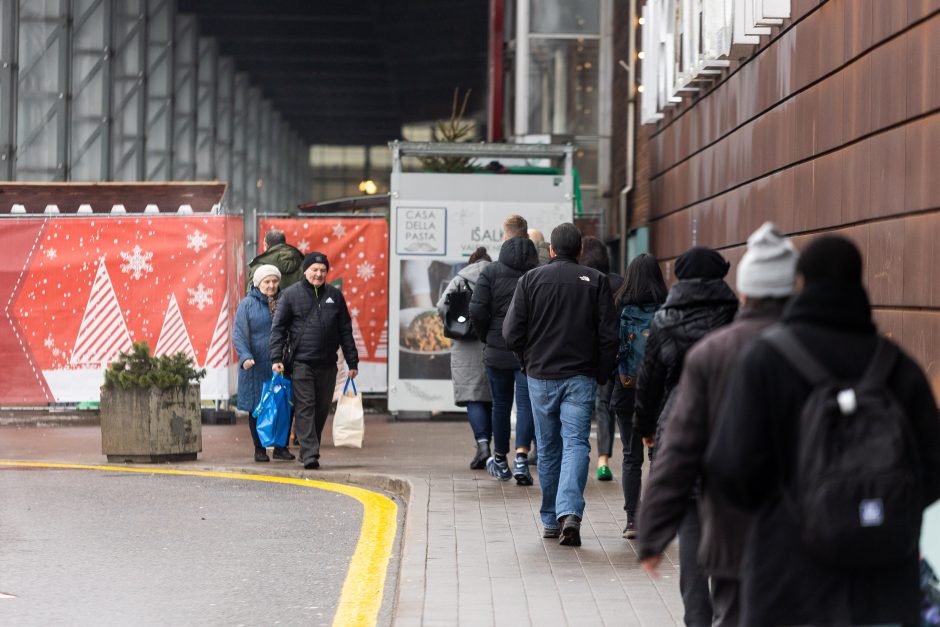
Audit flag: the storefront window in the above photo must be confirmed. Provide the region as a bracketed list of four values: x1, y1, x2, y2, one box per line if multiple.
[530, 0, 600, 34]
[526, 38, 599, 136]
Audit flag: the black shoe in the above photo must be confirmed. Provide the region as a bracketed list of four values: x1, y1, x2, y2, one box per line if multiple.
[303, 460, 320, 470]
[542, 526, 561, 539]
[254, 448, 270, 463]
[272, 447, 295, 461]
[559, 515, 582, 547]
[470, 440, 490, 470]
[623, 519, 637, 539]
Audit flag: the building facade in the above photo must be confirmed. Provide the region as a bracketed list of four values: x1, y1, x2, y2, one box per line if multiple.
[635, 0, 940, 396]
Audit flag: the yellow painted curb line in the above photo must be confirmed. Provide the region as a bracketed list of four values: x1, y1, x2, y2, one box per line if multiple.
[0, 461, 397, 627]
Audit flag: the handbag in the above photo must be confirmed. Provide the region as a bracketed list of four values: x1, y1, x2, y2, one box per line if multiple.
[253, 373, 292, 447]
[441, 278, 474, 340]
[332, 376, 364, 448]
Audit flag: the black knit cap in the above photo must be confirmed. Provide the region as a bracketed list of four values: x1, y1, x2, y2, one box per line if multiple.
[674, 246, 730, 280]
[796, 235, 862, 284]
[302, 251, 329, 272]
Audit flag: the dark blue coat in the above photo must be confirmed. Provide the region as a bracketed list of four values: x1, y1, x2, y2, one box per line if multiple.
[233, 287, 276, 413]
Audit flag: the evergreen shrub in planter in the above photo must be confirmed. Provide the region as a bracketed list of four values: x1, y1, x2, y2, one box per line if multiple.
[100, 343, 206, 463]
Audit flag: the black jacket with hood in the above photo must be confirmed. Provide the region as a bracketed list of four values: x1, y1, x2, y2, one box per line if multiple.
[469, 237, 538, 370]
[633, 278, 738, 441]
[705, 281, 940, 626]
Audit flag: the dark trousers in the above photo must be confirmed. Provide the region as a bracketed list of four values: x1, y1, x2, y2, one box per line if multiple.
[594, 380, 615, 457]
[292, 363, 338, 465]
[466, 400, 493, 442]
[486, 366, 535, 456]
[679, 501, 714, 627]
[709, 577, 740, 627]
[248, 412, 293, 450]
[615, 402, 644, 519]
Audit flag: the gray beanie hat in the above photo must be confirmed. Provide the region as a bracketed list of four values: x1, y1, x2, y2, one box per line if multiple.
[736, 222, 797, 297]
[252, 264, 281, 287]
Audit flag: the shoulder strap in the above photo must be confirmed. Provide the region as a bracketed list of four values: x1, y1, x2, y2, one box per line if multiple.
[859, 338, 899, 389]
[761, 326, 830, 386]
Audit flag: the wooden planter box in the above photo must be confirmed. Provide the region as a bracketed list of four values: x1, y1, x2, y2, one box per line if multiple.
[100, 384, 202, 463]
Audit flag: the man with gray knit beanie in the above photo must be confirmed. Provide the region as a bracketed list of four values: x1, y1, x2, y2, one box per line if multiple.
[636, 222, 797, 627]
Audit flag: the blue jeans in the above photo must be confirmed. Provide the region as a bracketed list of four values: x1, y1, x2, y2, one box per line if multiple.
[486, 366, 535, 456]
[465, 401, 493, 442]
[527, 375, 597, 528]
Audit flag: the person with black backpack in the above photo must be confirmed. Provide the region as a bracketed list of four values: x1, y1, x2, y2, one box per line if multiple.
[437, 246, 493, 469]
[610, 254, 667, 539]
[706, 235, 940, 626]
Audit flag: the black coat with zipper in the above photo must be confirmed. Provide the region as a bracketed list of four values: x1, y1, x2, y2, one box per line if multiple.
[268, 279, 358, 370]
[469, 237, 538, 370]
[502, 255, 618, 383]
[633, 278, 738, 442]
[705, 281, 940, 626]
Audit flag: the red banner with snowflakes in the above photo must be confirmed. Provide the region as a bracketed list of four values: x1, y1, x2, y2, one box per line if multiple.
[258, 216, 388, 392]
[0, 216, 242, 404]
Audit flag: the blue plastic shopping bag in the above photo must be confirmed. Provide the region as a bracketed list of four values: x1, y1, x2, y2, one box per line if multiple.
[253, 373, 292, 447]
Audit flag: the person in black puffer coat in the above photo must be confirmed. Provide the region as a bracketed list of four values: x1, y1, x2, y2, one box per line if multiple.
[633, 245, 737, 627]
[469, 215, 539, 485]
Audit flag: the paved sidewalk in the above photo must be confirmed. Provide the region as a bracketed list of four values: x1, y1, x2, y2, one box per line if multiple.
[0, 414, 684, 626]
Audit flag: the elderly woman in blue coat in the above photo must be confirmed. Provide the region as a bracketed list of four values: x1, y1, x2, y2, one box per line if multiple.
[234, 264, 295, 462]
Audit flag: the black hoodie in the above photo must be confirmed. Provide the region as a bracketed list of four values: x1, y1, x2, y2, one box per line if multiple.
[469, 237, 538, 369]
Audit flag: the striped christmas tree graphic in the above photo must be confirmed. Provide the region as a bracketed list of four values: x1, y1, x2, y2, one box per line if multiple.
[203, 291, 231, 368]
[70, 258, 134, 366]
[153, 293, 197, 361]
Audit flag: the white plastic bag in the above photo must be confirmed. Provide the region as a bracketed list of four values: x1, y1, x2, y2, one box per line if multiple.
[332, 376, 364, 448]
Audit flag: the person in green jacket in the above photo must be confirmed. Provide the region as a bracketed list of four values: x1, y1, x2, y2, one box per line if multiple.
[247, 230, 305, 292]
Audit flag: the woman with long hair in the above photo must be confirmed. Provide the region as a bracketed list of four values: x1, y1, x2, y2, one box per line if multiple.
[611, 253, 668, 538]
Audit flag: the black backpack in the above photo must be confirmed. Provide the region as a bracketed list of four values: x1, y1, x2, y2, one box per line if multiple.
[441, 278, 474, 340]
[764, 327, 922, 567]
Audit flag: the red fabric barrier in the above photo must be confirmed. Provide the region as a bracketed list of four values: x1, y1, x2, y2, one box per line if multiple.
[0, 216, 242, 404]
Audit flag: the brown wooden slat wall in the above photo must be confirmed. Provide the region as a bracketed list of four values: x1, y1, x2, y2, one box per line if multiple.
[646, 0, 940, 397]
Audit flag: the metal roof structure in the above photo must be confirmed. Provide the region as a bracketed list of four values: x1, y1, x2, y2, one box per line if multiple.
[180, 0, 488, 146]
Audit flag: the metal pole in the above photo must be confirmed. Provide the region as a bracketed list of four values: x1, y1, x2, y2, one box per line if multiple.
[145, 0, 174, 180]
[513, 0, 529, 137]
[0, 0, 17, 179]
[486, 0, 504, 142]
[172, 12, 197, 180]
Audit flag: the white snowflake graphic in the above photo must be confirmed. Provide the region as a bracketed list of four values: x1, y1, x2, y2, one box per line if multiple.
[43, 334, 55, 349]
[351, 307, 360, 318]
[297, 239, 310, 253]
[332, 223, 346, 238]
[357, 261, 375, 281]
[187, 283, 214, 311]
[186, 230, 208, 252]
[120, 245, 154, 280]
[43, 248, 57, 260]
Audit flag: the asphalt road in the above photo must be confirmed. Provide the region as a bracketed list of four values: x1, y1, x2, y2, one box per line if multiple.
[0, 467, 364, 626]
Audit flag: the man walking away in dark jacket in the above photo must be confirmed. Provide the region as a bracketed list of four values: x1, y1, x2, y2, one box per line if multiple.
[469, 214, 539, 486]
[706, 236, 940, 627]
[638, 223, 797, 627]
[633, 245, 737, 627]
[270, 252, 358, 470]
[580, 236, 624, 482]
[248, 229, 305, 291]
[503, 223, 618, 546]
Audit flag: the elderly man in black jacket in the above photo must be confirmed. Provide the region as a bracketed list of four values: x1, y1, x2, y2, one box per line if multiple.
[633, 245, 738, 627]
[270, 252, 358, 470]
[637, 223, 798, 626]
[503, 223, 618, 546]
[705, 236, 940, 627]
